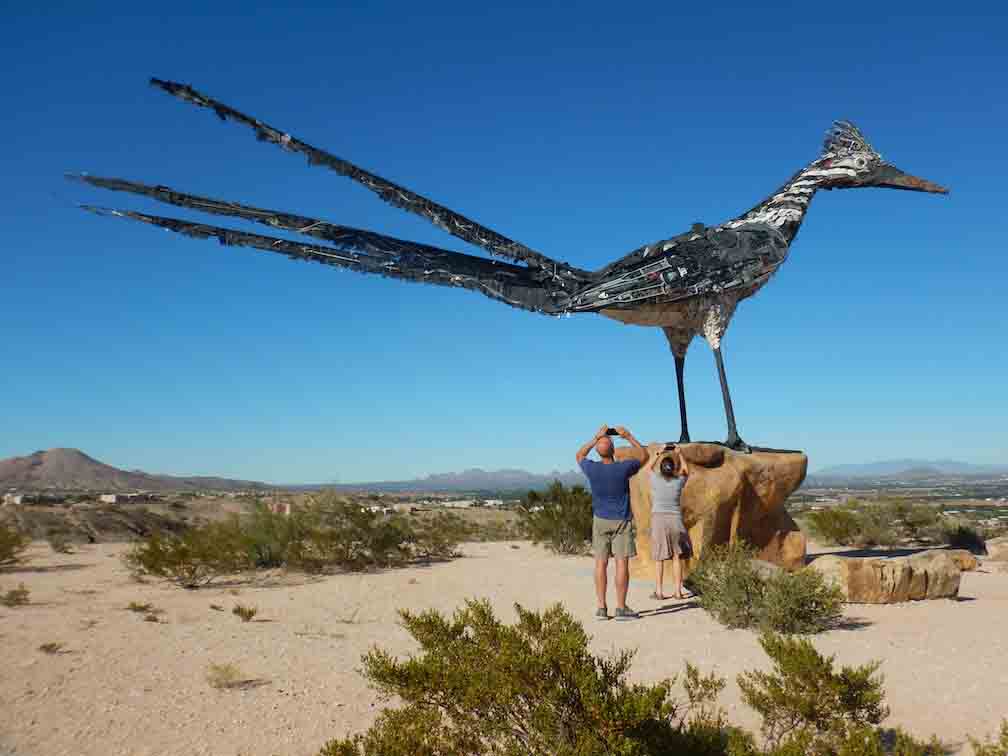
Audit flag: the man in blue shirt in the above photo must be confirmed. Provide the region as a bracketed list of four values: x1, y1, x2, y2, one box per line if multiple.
[576, 424, 648, 621]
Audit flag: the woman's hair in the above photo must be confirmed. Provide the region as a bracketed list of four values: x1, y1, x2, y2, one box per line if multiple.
[659, 457, 678, 480]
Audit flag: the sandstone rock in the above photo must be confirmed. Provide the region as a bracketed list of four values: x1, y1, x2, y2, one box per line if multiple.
[945, 549, 979, 571]
[985, 536, 1008, 562]
[614, 442, 807, 580]
[808, 549, 960, 603]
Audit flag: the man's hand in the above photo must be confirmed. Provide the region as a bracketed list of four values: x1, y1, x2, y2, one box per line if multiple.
[596, 424, 610, 440]
[613, 426, 629, 437]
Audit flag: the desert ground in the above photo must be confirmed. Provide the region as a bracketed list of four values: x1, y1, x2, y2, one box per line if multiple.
[1, 540, 1006, 756]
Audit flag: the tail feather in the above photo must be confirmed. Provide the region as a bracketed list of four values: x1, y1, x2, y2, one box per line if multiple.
[78, 205, 572, 315]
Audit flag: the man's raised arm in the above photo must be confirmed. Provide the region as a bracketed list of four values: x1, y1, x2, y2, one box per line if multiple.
[576, 424, 609, 463]
[614, 426, 648, 465]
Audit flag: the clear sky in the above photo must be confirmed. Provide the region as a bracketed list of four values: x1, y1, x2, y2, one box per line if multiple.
[2, 1, 1005, 483]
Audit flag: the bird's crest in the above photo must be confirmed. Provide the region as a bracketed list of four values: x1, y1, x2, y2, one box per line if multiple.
[822, 120, 879, 158]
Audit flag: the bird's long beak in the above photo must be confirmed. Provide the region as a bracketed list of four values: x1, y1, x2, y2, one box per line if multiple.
[868, 164, 949, 194]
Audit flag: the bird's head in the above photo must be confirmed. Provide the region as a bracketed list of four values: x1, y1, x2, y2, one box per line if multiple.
[807, 121, 948, 194]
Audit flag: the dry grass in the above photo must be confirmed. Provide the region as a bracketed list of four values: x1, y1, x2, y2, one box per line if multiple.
[206, 662, 243, 689]
[232, 603, 258, 622]
[39, 642, 66, 655]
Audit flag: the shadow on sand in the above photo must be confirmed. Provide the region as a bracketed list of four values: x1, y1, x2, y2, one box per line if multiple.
[2, 562, 95, 574]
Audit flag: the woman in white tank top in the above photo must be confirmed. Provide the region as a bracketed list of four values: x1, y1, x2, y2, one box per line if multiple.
[648, 445, 694, 600]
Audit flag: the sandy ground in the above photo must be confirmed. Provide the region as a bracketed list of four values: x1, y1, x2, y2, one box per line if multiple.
[1, 541, 1006, 756]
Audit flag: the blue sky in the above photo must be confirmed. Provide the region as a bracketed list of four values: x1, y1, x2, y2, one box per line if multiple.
[2, 1, 1005, 483]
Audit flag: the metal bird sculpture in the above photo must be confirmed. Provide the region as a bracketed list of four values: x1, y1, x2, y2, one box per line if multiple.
[72, 79, 948, 451]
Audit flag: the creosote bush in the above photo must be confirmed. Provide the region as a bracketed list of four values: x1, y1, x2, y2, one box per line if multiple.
[206, 662, 243, 689]
[232, 603, 258, 622]
[1, 583, 31, 607]
[0, 520, 31, 566]
[518, 481, 593, 555]
[320, 599, 744, 756]
[687, 542, 843, 634]
[318, 600, 967, 756]
[803, 499, 958, 549]
[124, 493, 471, 588]
[971, 721, 1008, 756]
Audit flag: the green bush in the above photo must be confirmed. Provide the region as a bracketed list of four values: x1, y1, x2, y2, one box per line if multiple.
[46, 531, 74, 554]
[1, 583, 30, 607]
[687, 543, 843, 634]
[759, 569, 844, 635]
[0, 520, 30, 565]
[319, 600, 742, 756]
[738, 632, 889, 752]
[317, 599, 976, 756]
[972, 721, 1008, 756]
[688, 542, 765, 629]
[123, 521, 250, 588]
[518, 481, 593, 555]
[805, 508, 863, 546]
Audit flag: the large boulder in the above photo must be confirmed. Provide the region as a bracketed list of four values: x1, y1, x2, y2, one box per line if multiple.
[614, 442, 807, 579]
[945, 549, 979, 572]
[808, 549, 961, 603]
[985, 536, 1008, 562]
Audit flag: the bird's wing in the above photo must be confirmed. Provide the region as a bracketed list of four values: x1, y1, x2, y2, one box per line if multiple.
[78, 199, 572, 315]
[148, 78, 591, 286]
[569, 223, 789, 311]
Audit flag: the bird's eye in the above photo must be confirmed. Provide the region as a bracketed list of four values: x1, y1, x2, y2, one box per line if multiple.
[856, 157, 867, 168]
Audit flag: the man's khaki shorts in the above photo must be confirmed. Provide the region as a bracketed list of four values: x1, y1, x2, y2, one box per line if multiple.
[592, 516, 637, 560]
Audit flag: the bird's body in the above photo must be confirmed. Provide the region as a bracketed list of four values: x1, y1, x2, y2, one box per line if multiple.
[74, 79, 948, 450]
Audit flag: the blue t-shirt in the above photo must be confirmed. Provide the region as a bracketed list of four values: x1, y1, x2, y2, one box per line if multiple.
[579, 458, 641, 520]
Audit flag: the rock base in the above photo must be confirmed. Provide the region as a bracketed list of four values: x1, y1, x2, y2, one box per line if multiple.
[614, 442, 808, 580]
[808, 550, 961, 603]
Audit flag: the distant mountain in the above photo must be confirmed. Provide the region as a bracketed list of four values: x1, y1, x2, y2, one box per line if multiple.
[811, 459, 1008, 480]
[0, 448, 266, 492]
[327, 466, 586, 493]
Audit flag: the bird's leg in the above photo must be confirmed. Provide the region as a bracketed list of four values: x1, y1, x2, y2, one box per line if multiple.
[713, 346, 750, 453]
[662, 328, 694, 444]
[673, 353, 690, 443]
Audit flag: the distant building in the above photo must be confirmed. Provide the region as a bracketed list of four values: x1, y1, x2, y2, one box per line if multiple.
[99, 494, 118, 504]
[442, 499, 475, 509]
[484, 499, 504, 508]
[2, 493, 24, 507]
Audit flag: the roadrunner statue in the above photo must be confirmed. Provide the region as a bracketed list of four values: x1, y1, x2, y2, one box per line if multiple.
[73, 79, 948, 451]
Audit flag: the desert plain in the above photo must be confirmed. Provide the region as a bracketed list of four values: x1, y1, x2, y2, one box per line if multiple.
[1, 538, 1007, 756]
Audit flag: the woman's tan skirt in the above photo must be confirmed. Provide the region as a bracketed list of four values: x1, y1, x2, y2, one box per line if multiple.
[650, 512, 692, 561]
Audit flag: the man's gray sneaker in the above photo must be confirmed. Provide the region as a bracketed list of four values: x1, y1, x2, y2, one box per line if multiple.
[595, 607, 609, 621]
[614, 606, 639, 621]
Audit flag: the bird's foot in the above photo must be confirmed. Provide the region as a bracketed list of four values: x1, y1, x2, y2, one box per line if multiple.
[723, 433, 752, 453]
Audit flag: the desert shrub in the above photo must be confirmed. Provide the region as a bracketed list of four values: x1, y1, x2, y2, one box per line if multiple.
[971, 721, 1008, 756]
[123, 522, 250, 588]
[241, 501, 304, 568]
[738, 632, 889, 752]
[287, 494, 417, 572]
[232, 603, 258, 622]
[38, 642, 65, 654]
[319, 599, 746, 756]
[943, 523, 987, 554]
[759, 569, 844, 635]
[688, 542, 766, 629]
[206, 662, 243, 689]
[687, 543, 843, 634]
[805, 508, 863, 546]
[0, 520, 30, 565]
[126, 601, 154, 613]
[1, 583, 30, 607]
[46, 531, 74, 554]
[410, 511, 471, 560]
[518, 480, 593, 555]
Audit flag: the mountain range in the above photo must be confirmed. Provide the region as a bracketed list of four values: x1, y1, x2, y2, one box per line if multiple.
[2, 448, 1005, 494]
